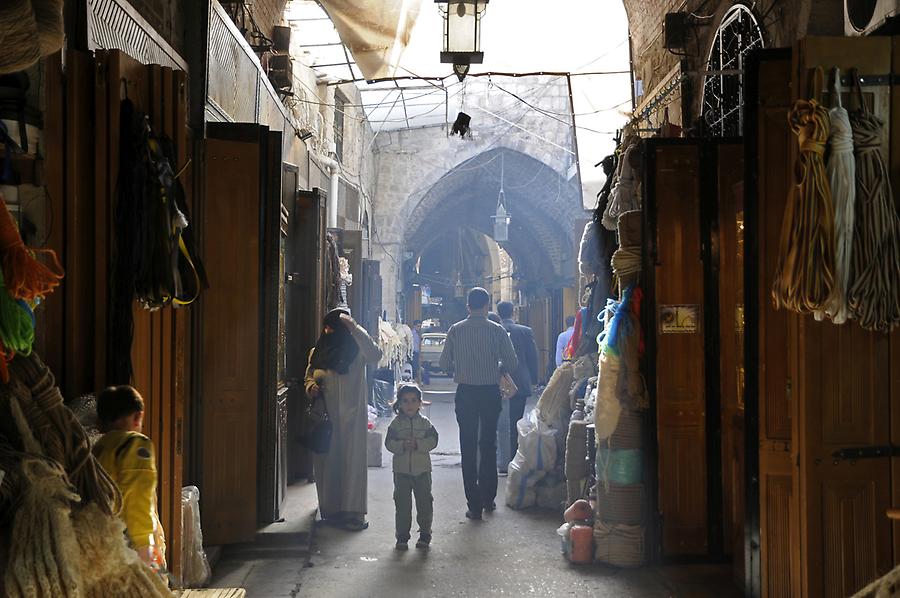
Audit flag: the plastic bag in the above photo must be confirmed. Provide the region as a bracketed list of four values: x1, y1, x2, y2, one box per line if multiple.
[372, 379, 394, 416]
[180, 486, 211, 588]
[505, 410, 558, 510]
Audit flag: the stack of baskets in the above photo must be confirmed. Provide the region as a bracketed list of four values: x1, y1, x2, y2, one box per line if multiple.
[594, 407, 645, 567]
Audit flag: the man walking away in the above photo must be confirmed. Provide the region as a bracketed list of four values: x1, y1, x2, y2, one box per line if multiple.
[555, 315, 576, 367]
[496, 301, 539, 463]
[440, 287, 518, 520]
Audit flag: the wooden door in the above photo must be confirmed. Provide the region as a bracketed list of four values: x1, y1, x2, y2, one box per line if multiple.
[745, 48, 801, 598]
[287, 189, 327, 482]
[650, 142, 708, 556]
[717, 142, 746, 583]
[362, 259, 382, 338]
[275, 163, 299, 513]
[92, 51, 190, 576]
[200, 128, 263, 545]
[342, 230, 364, 319]
[791, 37, 894, 598]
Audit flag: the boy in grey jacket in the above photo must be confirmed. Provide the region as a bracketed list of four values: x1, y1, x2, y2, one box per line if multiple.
[385, 384, 439, 550]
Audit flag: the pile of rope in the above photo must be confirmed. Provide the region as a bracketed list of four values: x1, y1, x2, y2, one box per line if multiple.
[0, 0, 63, 75]
[772, 68, 836, 313]
[602, 138, 642, 231]
[0, 352, 172, 597]
[846, 70, 900, 333]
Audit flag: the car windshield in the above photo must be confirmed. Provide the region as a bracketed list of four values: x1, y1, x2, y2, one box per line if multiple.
[422, 336, 445, 346]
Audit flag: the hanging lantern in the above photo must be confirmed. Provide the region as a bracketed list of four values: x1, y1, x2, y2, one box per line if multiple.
[491, 152, 509, 242]
[492, 198, 509, 242]
[437, 1, 488, 81]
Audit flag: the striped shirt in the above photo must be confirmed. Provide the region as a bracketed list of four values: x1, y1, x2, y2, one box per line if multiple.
[439, 315, 519, 385]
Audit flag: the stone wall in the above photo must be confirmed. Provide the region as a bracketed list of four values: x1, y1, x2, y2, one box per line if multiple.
[624, 0, 843, 128]
[370, 76, 585, 320]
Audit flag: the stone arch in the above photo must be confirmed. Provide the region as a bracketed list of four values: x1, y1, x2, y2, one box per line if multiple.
[401, 147, 583, 291]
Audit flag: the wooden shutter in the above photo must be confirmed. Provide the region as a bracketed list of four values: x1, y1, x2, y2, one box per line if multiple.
[200, 128, 264, 545]
[651, 143, 709, 556]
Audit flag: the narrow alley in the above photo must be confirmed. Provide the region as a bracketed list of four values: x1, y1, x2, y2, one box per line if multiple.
[211, 377, 742, 597]
[3, 1, 900, 598]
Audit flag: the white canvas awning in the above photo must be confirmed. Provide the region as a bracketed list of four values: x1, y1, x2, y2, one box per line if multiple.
[316, 0, 422, 81]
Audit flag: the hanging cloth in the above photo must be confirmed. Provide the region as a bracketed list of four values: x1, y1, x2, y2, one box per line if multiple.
[772, 67, 837, 314]
[846, 69, 900, 333]
[818, 67, 856, 324]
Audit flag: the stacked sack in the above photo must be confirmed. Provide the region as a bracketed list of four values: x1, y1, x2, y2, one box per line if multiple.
[591, 208, 648, 567]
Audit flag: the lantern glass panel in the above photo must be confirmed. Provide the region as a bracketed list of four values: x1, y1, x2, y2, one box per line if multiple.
[447, 2, 479, 55]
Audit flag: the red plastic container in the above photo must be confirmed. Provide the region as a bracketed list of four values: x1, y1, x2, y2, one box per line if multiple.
[569, 525, 593, 564]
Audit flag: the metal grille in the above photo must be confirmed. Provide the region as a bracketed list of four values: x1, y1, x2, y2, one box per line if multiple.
[86, 0, 187, 71]
[207, 4, 259, 123]
[206, 1, 292, 131]
[701, 5, 764, 137]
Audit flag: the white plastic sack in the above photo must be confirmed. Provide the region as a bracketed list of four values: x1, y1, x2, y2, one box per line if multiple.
[506, 461, 539, 509]
[594, 351, 622, 441]
[505, 410, 558, 509]
[180, 486, 211, 588]
[367, 430, 383, 467]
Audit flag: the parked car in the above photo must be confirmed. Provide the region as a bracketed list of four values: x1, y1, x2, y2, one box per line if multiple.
[420, 332, 447, 374]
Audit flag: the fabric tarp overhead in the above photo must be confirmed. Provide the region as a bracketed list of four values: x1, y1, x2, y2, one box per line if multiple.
[318, 0, 422, 81]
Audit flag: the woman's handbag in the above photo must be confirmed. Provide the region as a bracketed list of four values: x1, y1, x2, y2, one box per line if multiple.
[300, 396, 332, 454]
[500, 373, 518, 401]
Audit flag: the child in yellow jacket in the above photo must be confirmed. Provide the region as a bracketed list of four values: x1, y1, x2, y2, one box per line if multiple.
[92, 385, 166, 571]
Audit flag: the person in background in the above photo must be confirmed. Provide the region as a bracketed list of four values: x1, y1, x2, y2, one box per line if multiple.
[411, 319, 422, 383]
[305, 308, 383, 531]
[496, 301, 539, 466]
[385, 384, 439, 551]
[93, 385, 166, 572]
[440, 288, 518, 520]
[555, 315, 576, 367]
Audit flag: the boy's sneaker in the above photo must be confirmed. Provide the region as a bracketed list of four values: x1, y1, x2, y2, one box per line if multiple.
[415, 535, 431, 549]
[395, 540, 409, 551]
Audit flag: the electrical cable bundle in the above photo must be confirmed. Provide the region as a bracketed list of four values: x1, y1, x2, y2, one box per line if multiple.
[846, 69, 900, 333]
[772, 68, 837, 314]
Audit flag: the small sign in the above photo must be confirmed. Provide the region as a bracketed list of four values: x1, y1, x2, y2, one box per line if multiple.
[659, 304, 700, 334]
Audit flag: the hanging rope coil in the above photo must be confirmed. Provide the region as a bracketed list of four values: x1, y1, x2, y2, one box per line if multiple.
[772, 68, 836, 313]
[819, 67, 856, 325]
[846, 70, 900, 333]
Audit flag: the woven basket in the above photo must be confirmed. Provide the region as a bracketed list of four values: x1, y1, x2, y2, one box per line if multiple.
[593, 522, 645, 568]
[596, 448, 643, 485]
[596, 483, 643, 525]
[608, 408, 643, 450]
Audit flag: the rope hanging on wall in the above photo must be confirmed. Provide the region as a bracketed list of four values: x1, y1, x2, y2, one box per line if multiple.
[818, 66, 856, 324]
[0, 0, 64, 75]
[846, 69, 900, 333]
[771, 67, 836, 314]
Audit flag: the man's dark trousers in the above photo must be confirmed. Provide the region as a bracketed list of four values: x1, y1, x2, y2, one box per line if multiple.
[455, 383, 501, 513]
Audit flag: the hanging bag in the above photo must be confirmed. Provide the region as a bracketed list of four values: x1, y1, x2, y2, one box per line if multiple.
[300, 395, 333, 454]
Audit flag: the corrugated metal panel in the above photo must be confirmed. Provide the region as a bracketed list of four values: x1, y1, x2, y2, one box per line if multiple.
[207, 5, 259, 123]
[86, 0, 187, 71]
[206, 0, 292, 131]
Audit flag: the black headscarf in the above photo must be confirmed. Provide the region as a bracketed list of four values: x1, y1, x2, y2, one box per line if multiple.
[310, 308, 359, 375]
